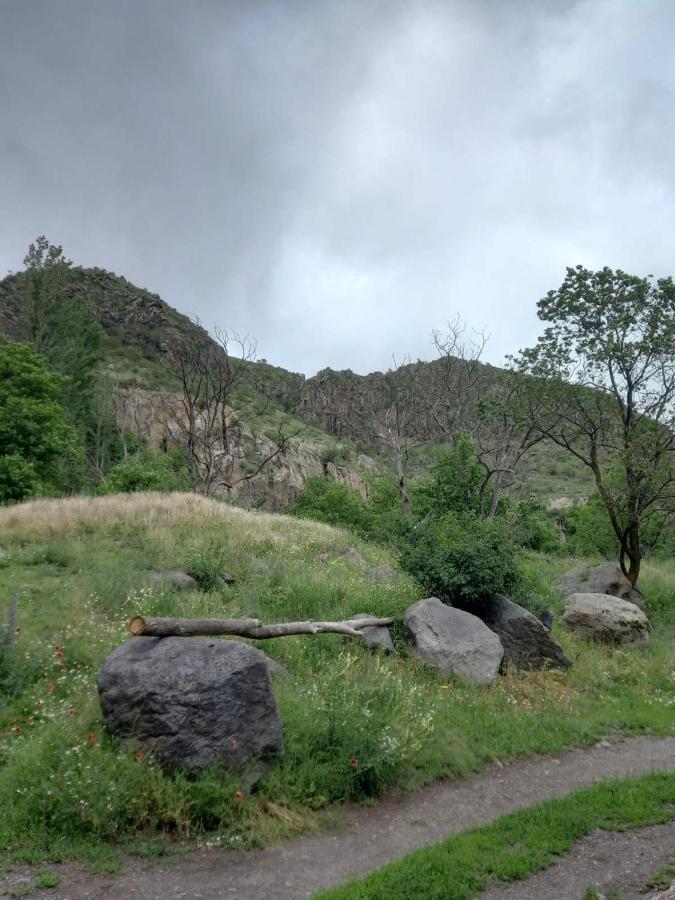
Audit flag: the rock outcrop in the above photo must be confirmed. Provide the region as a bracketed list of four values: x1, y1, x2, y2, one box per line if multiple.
[403, 597, 503, 684]
[97, 637, 284, 776]
[561, 593, 650, 645]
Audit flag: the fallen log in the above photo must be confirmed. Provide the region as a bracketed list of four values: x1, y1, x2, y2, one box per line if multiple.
[129, 615, 395, 640]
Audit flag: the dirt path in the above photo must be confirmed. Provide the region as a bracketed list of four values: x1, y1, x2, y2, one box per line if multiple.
[481, 820, 675, 900]
[3, 735, 675, 900]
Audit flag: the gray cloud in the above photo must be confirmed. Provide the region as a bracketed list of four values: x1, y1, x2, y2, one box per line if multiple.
[1, 0, 674, 375]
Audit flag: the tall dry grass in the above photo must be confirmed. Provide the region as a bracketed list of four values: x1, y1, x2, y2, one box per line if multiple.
[0, 491, 344, 548]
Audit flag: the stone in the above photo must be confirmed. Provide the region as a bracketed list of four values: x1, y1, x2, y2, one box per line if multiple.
[150, 570, 197, 590]
[403, 597, 504, 685]
[561, 593, 650, 645]
[219, 573, 236, 585]
[473, 594, 572, 671]
[557, 563, 643, 606]
[343, 547, 366, 566]
[352, 612, 394, 653]
[97, 637, 284, 775]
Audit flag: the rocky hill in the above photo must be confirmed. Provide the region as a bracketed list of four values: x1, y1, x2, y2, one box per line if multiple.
[0, 265, 592, 506]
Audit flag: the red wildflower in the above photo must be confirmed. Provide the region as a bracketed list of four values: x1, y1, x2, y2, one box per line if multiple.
[57, 663, 66, 670]
[54, 646, 64, 658]
[68, 707, 76, 715]
[135, 751, 144, 762]
[87, 733, 96, 744]
[350, 758, 359, 767]
[12, 726, 21, 734]
[234, 789, 244, 802]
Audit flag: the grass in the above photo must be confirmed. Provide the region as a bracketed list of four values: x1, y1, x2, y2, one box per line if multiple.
[315, 771, 675, 899]
[0, 493, 673, 868]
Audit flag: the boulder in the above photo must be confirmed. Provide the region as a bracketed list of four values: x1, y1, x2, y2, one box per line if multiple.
[561, 593, 650, 645]
[476, 594, 571, 671]
[150, 570, 198, 590]
[557, 563, 643, 606]
[97, 638, 284, 775]
[352, 612, 394, 653]
[404, 597, 503, 684]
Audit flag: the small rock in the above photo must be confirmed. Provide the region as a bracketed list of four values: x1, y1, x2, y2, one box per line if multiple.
[219, 574, 236, 585]
[352, 613, 394, 653]
[150, 570, 198, 590]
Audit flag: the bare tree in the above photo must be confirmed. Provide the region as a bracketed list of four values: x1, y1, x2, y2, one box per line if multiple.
[473, 372, 545, 516]
[160, 325, 301, 497]
[424, 315, 490, 439]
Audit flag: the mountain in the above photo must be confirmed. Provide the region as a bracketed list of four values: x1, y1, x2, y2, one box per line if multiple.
[0, 265, 593, 507]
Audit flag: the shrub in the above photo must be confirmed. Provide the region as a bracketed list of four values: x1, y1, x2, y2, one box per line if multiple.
[399, 513, 523, 606]
[0, 342, 77, 502]
[410, 433, 485, 518]
[99, 450, 190, 495]
[291, 477, 373, 538]
[505, 499, 560, 553]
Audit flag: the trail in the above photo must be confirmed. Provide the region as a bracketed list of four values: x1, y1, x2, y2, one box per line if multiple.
[3, 735, 675, 900]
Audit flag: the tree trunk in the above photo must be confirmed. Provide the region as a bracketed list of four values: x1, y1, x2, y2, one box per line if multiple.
[130, 615, 394, 640]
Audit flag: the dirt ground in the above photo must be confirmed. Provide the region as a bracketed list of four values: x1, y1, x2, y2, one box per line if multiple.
[481, 820, 675, 900]
[2, 734, 675, 900]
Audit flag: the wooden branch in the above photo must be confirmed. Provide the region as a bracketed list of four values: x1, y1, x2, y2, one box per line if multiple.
[130, 615, 395, 640]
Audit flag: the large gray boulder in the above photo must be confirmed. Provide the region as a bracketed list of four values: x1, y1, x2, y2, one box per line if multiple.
[352, 612, 394, 653]
[561, 593, 650, 645]
[97, 638, 284, 774]
[476, 594, 571, 671]
[404, 597, 503, 684]
[557, 563, 643, 606]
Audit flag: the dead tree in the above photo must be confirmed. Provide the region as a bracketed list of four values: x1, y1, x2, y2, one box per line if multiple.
[160, 325, 301, 497]
[130, 615, 394, 639]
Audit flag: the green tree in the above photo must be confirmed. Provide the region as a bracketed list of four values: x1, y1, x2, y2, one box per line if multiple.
[19, 237, 103, 473]
[514, 266, 675, 586]
[411, 432, 485, 518]
[0, 342, 77, 502]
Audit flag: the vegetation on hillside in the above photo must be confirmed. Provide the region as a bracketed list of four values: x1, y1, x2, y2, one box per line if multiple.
[0, 494, 673, 865]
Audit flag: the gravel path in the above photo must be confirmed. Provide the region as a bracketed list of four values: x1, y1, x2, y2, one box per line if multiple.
[2, 734, 675, 900]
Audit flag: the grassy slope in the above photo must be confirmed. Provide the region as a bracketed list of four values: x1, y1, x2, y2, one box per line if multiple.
[0, 494, 673, 867]
[316, 772, 675, 900]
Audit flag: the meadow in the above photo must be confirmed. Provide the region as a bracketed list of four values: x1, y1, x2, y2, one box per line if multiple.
[0, 492, 673, 867]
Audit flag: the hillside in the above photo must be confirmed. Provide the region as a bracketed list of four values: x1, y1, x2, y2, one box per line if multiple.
[0, 492, 673, 864]
[0, 265, 593, 506]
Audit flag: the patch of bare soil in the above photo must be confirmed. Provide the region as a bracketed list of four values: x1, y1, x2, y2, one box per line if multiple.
[2, 734, 674, 900]
[480, 820, 675, 900]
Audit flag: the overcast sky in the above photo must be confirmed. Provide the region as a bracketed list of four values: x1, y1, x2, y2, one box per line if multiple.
[1, 1, 674, 376]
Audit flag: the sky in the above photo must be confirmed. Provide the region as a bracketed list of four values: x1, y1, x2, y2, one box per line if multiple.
[1, 0, 674, 376]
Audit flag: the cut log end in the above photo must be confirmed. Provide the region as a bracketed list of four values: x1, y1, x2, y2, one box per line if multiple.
[129, 616, 146, 636]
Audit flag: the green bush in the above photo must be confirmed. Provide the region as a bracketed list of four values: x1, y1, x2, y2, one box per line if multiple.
[399, 513, 523, 606]
[411, 433, 485, 518]
[0, 342, 77, 502]
[291, 477, 373, 538]
[505, 499, 560, 553]
[99, 450, 190, 495]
